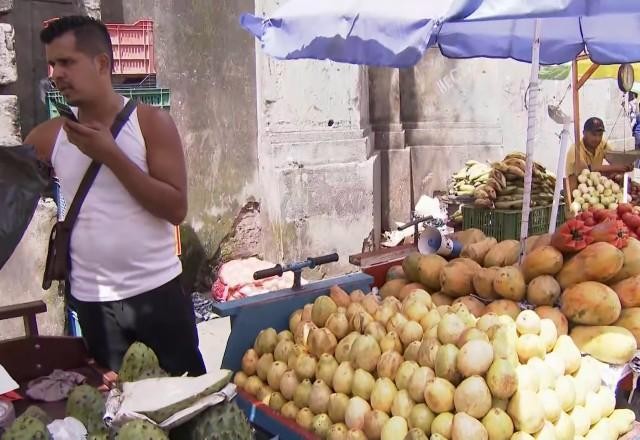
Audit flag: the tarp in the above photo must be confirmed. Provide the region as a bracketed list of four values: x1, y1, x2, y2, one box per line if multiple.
[241, 0, 640, 68]
[0, 145, 50, 270]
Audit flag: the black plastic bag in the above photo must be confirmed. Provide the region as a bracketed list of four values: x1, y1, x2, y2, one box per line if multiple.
[0, 145, 50, 270]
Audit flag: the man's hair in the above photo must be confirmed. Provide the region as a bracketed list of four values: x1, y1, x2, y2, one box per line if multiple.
[40, 16, 113, 70]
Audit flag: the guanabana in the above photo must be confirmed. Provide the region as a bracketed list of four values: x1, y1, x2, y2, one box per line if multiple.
[19, 406, 52, 426]
[65, 384, 106, 435]
[116, 419, 169, 440]
[1, 415, 51, 440]
[169, 401, 253, 440]
[118, 342, 161, 385]
[137, 365, 170, 380]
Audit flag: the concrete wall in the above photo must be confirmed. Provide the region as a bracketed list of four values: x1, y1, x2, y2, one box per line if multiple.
[254, 0, 381, 278]
[121, 0, 260, 289]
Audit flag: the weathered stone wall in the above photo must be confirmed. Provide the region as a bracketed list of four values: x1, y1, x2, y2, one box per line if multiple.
[0, 1, 75, 339]
[120, 0, 260, 290]
[0, 0, 102, 339]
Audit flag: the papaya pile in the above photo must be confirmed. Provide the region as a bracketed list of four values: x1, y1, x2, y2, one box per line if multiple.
[379, 226, 640, 369]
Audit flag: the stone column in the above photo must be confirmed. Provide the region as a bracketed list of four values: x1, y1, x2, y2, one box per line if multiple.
[400, 49, 504, 198]
[369, 67, 411, 230]
[255, 0, 381, 277]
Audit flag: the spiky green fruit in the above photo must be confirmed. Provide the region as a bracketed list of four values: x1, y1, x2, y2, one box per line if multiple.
[20, 406, 52, 426]
[116, 419, 169, 439]
[118, 342, 161, 385]
[2, 415, 51, 440]
[169, 401, 253, 440]
[65, 384, 106, 435]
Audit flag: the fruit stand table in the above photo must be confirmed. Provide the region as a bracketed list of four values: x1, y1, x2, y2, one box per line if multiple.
[0, 300, 111, 421]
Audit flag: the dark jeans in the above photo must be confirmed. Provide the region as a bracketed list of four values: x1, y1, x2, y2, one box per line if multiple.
[68, 276, 206, 376]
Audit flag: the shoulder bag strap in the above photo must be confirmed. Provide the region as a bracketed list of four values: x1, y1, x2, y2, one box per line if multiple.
[62, 99, 138, 230]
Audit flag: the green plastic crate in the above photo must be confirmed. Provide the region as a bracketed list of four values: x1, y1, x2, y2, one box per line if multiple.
[46, 87, 170, 119]
[461, 204, 566, 241]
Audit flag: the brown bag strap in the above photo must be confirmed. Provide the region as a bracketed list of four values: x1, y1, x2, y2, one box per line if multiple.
[61, 99, 137, 231]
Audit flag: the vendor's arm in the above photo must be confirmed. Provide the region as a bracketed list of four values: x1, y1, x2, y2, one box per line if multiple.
[591, 164, 634, 173]
[62, 104, 188, 225]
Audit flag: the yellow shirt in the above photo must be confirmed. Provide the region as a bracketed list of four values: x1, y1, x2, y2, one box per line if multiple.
[565, 139, 611, 177]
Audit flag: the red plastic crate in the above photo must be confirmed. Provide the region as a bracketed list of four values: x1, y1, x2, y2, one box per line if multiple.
[43, 18, 155, 77]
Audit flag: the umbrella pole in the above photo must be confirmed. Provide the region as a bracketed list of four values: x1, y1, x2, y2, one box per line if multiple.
[519, 19, 542, 261]
[572, 59, 581, 173]
[550, 124, 571, 234]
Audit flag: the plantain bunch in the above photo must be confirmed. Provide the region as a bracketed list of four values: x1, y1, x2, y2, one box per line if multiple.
[473, 152, 560, 209]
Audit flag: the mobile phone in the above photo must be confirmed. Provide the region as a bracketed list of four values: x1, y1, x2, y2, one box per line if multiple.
[52, 101, 79, 123]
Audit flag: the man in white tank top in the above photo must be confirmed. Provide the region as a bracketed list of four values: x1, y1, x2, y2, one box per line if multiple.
[24, 16, 205, 377]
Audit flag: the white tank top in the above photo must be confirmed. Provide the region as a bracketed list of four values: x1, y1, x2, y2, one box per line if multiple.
[51, 98, 182, 302]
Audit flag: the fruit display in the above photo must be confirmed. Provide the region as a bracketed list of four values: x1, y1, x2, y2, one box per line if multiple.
[234, 278, 635, 440]
[570, 169, 625, 214]
[570, 203, 640, 242]
[469, 152, 559, 210]
[0, 342, 251, 440]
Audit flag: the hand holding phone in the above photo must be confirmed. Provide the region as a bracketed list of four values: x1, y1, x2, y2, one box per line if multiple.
[52, 101, 79, 123]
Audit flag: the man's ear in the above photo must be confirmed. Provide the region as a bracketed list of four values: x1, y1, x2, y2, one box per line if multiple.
[96, 53, 112, 76]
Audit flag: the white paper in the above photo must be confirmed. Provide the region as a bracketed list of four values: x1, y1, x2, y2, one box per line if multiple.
[197, 318, 231, 373]
[47, 417, 87, 440]
[0, 364, 18, 395]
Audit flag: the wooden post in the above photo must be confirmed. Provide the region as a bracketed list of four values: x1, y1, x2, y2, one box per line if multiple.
[571, 57, 601, 177]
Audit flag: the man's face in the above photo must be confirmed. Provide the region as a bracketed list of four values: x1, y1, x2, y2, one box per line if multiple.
[583, 129, 604, 150]
[45, 32, 107, 106]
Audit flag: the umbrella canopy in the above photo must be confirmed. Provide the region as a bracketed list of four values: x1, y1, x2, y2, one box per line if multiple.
[241, 0, 640, 67]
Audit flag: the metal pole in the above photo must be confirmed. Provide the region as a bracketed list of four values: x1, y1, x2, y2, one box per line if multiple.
[550, 124, 571, 234]
[519, 19, 542, 261]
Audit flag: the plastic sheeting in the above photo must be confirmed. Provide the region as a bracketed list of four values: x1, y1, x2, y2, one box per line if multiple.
[0, 145, 50, 270]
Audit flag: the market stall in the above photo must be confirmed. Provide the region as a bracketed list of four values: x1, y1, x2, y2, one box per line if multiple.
[225, 228, 640, 439]
[227, 0, 640, 438]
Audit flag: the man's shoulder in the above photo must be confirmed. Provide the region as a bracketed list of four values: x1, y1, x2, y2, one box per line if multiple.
[135, 102, 173, 124]
[24, 118, 64, 162]
[135, 103, 178, 141]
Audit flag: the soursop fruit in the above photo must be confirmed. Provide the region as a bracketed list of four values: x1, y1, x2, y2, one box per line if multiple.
[137, 365, 170, 380]
[118, 342, 161, 385]
[169, 401, 253, 440]
[1, 415, 51, 440]
[116, 419, 169, 440]
[65, 384, 106, 435]
[19, 406, 52, 426]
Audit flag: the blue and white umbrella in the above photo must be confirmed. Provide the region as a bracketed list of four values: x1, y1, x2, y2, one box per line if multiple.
[241, 0, 640, 252]
[241, 0, 640, 67]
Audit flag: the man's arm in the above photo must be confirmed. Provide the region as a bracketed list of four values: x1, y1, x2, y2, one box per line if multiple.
[23, 119, 63, 164]
[591, 164, 633, 173]
[62, 105, 188, 225]
[105, 105, 187, 225]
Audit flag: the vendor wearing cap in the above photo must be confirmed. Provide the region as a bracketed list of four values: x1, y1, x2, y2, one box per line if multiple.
[566, 117, 631, 176]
